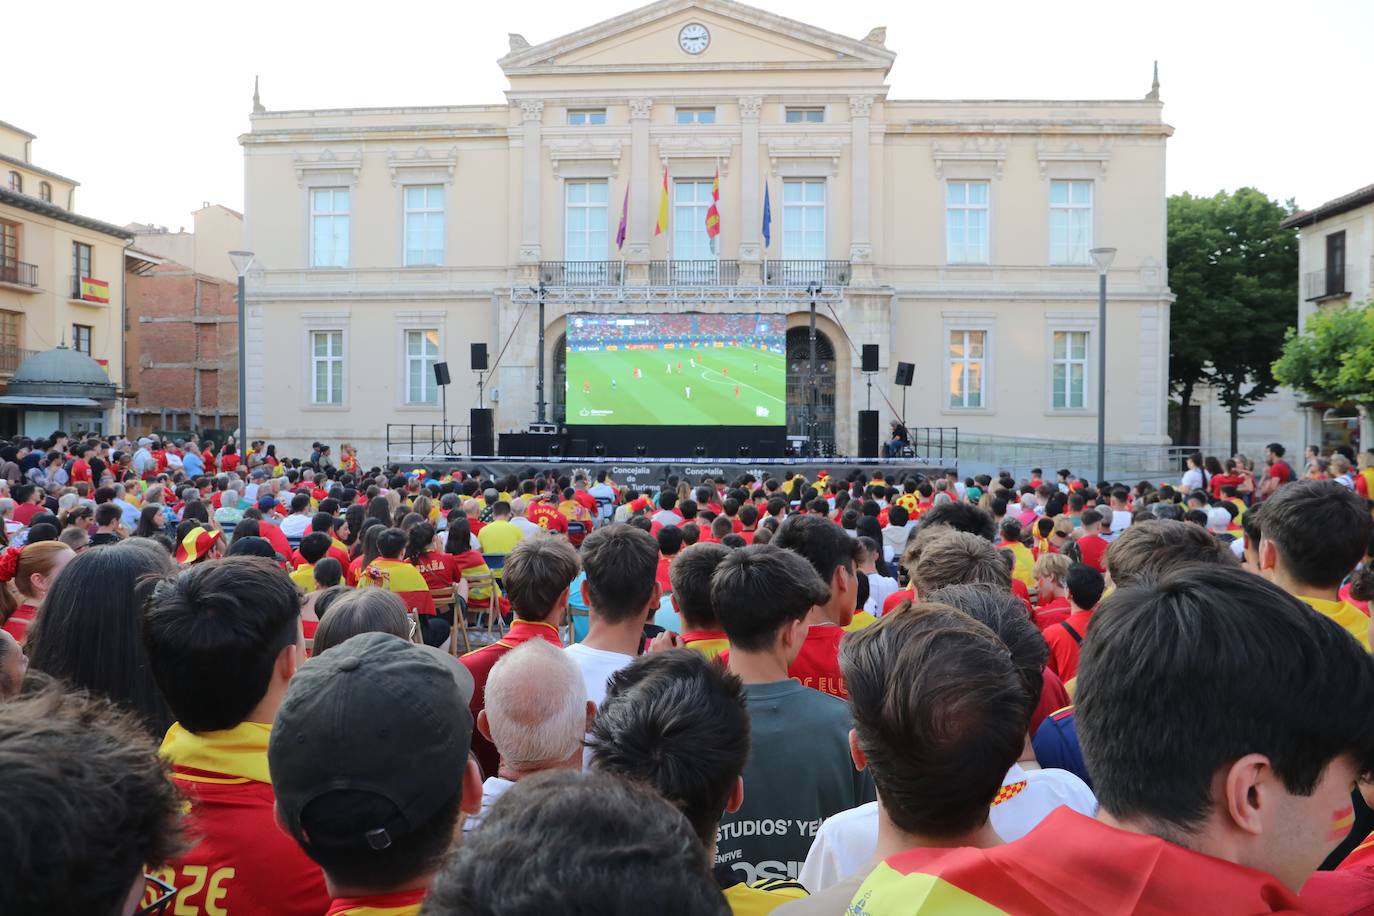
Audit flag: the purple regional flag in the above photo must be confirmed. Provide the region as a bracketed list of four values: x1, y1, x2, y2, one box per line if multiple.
[616, 185, 628, 249]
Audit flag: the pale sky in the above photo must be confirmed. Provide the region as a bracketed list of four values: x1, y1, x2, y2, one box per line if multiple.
[8, 0, 1370, 229]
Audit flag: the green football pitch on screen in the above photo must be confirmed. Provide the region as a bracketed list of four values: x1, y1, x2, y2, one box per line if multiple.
[565, 314, 786, 427]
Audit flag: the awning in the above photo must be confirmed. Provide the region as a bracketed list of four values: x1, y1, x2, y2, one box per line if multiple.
[0, 395, 103, 408]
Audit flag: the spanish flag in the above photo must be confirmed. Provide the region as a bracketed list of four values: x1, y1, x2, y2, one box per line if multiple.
[654, 166, 669, 236]
[846, 809, 1303, 915]
[705, 167, 721, 240]
[79, 277, 110, 303]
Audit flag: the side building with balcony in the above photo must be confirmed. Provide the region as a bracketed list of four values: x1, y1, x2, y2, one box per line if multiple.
[242, 0, 1173, 462]
[0, 119, 135, 436]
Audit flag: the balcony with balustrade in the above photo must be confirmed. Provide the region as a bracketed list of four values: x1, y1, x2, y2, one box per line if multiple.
[0, 256, 39, 293]
[520, 257, 850, 306]
[1305, 267, 1349, 302]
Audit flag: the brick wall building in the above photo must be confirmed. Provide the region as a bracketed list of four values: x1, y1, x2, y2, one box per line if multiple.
[124, 204, 243, 436]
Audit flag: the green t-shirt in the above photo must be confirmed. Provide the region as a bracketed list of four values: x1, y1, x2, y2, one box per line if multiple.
[716, 680, 875, 887]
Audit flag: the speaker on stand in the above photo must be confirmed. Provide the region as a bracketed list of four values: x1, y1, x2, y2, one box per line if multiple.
[471, 343, 489, 409]
[894, 361, 915, 430]
[861, 344, 879, 411]
[433, 362, 453, 455]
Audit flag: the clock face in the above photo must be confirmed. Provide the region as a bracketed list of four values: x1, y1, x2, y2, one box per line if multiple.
[679, 23, 710, 55]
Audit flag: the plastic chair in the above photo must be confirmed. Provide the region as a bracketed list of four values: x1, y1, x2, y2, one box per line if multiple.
[432, 586, 470, 654]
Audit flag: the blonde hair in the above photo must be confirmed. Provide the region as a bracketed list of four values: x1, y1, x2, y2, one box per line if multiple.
[1032, 553, 1071, 585]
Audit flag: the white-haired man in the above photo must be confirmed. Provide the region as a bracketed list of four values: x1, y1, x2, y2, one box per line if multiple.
[464, 638, 594, 833]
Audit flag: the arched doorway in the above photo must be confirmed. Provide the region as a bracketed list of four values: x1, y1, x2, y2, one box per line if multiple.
[786, 326, 836, 449]
[552, 333, 567, 425]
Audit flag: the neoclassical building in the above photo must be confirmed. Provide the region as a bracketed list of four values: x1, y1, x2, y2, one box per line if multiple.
[241, 0, 1174, 462]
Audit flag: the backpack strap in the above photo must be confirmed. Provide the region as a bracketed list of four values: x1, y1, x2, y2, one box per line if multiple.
[1059, 620, 1083, 644]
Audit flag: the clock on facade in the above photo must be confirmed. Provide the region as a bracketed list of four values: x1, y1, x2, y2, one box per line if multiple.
[678, 23, 710, 54]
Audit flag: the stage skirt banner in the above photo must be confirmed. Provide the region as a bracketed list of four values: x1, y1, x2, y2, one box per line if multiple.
[420, 459, 948, 490]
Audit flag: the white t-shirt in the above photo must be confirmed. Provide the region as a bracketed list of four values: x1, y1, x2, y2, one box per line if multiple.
[511, 516, 542, 538]
[797, 764, 1097, 892]
[1181, 468, 1206, 491]
[461, 776, 514, 834]
[279, 513, 312, 539]
[564, 642, 636, 706]
[651, 509, 684, 528]
[1110, 509, 1132, 535]
[865, 573, 900, 616]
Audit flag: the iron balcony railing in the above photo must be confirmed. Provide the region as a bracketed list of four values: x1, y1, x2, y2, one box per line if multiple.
[1305, 268, 1348, 301]
[648, 259, 740, 286]
[0, 345, 38, 376]
[0, 256, 37, 288]
[538, 261, 624, 287]
[764, 259, 852, 287]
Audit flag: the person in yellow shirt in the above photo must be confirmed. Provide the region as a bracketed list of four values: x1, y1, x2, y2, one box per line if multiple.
[586, 650, 809, 914]
[289, 533, 332, 594]
[1257, 478, 1372, 649]
[996, 518, 1036, 590]
[476, 502, 524, 556]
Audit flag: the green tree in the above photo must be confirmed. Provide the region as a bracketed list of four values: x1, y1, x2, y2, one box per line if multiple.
[1273, 301, 1374, 406]
[1167, 189, 1298, 453]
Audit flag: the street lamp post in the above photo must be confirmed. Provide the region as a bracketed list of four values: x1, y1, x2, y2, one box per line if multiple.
[1090, 247, 1116, 484]
[228, 250, 255, 443]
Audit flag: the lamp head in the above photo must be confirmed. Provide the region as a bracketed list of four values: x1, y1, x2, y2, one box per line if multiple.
[227, 250, 255, 276]
[1089, 247, 1117, 274]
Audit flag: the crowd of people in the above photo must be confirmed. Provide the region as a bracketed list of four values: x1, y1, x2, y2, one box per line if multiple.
[3, 429, 1374, 915]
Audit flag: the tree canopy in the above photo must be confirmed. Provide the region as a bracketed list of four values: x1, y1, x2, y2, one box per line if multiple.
[1273, 301, 1374, 405]
[1167, 188, 1298, 450]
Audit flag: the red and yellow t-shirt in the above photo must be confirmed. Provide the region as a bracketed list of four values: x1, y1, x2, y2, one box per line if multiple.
[360, 557, 436, 615]
[154, 722, 329, 916]
[2, 602, 38, 645]
[1300, 595, 1370, 650]
[682, 629, 730, 660]
[326, 888, 427, 915]
[526, 500, 569, 533]
[789, 624, 847, 699]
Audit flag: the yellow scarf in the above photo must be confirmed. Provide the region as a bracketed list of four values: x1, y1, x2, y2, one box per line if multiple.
[161, 721, 273, 784]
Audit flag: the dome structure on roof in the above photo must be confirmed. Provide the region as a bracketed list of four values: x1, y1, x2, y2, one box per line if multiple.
[8, 346, 117, 401]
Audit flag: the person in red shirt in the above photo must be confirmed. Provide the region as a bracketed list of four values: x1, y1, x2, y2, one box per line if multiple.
[736, 504, 759, 543]
[0, 686, 185, 916]
[460, 534, 580, 776]
[1074, 507, 1109, 573]
[655, 525, 683, 595]
[68, 441, 93, 485]
[268, 631, 483, 916]
[407, 521, 464, 591]
[1044, 563, 1106, 682]
[525, 493, 569, 534]
[1030, 553, 1073, 631]
[202, 443, 217, 473]
[219, 443, 241, 474]
[10, 483, 43, 528]
[143, 556, 330, 916]
[772, 515, 859, 698]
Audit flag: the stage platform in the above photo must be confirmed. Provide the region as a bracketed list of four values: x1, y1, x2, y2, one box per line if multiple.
[393, 456, 952, 490]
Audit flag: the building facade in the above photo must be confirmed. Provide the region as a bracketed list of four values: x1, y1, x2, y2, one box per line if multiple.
[242, 0, 1173, 463]
[0, 120, 132, 436]
[126, 204, 245, 436]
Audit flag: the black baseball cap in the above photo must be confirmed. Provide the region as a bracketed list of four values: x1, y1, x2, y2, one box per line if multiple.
[269, 632, 474, 851]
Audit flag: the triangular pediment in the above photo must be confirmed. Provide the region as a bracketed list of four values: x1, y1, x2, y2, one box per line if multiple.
[500, 0, 894, 76]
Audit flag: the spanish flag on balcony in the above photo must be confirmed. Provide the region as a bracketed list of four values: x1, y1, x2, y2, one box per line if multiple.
[653, 166, 669, 236]
[845, 809, 1303, 915]
[705, 167, 721, 243]
[79, 277, 109, 304]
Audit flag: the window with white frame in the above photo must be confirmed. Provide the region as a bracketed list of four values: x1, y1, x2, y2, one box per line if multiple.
[567, 109, 606, 126]
[675, 108, 716, 124]
[946, 181, 989, 264]
[310, 330, 344, 405]
[405, 329, 440, 405]
[1049, 180, 1093, 265]
[310, 188, 350, 268]
[1051, 330, 1089, 409]
[781, 180, 826, 260]
[403, 185, 444, 266]
[564, 181, 609, 261]
[947, 330, 986, 409]
[784, 107, 824, 123]
[673, 180, 715, 260]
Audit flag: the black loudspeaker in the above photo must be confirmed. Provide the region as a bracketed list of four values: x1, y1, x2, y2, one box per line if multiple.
[862, 344, 879, 373]
[859, 410, 880, 458]
[470, 408, 494, 455]
[470, 343, 488, 371]
[433, 361, 451, 387]
[894, 361, 915, 387]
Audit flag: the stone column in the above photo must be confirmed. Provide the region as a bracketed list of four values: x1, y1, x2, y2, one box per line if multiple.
[625, 97, 653, 283]
[738, 96, 763, 285]
[518, 100, 543, 269]
[849, 95, 874, 282]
